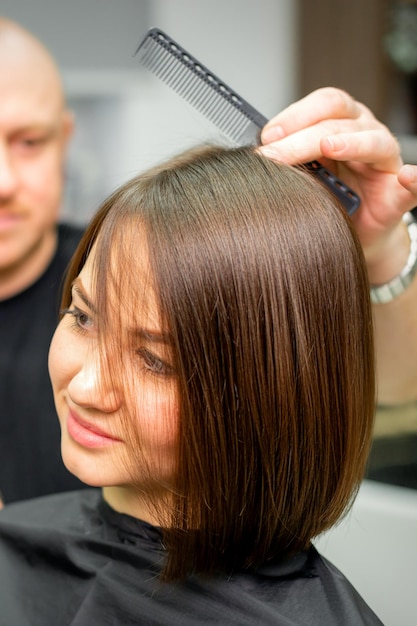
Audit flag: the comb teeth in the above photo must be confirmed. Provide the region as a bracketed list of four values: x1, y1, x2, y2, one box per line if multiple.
[135, 28, 360, 215]
[135, 29, 267, 145]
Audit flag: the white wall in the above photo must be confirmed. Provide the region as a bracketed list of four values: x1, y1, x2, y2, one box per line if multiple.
[315, 480, 417, 626]
[123, 0, 297, 194]
[150, 0, 296, 119]
[0, 0, 151, 68]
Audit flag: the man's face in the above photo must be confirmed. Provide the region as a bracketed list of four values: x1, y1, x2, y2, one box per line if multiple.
[0, 62, 72, 276]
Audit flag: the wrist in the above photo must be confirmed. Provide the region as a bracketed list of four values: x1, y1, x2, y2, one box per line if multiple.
[365, 217, 410, 285]
[369, 213, 417, 304]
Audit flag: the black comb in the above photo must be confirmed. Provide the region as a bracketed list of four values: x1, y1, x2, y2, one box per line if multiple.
[135, 28, 360, 215]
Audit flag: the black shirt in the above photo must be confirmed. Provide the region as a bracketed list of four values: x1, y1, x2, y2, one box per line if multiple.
[0, 223, 85, 503]
[0, 490, 383, 625]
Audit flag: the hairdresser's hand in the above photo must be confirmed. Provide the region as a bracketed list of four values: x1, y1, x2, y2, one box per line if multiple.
[259, 87, 417, 284]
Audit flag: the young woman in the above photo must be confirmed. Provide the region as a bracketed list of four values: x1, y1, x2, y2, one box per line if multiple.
[0, 145, 382, 624]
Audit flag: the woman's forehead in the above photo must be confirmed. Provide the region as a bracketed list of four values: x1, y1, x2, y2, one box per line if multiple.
[79, 233, 162, 331]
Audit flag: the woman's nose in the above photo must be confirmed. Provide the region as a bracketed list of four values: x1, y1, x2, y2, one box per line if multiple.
[67, 348, 122, 413]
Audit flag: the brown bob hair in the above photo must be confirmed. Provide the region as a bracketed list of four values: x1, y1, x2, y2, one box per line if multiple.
[61, 146, 375, 581]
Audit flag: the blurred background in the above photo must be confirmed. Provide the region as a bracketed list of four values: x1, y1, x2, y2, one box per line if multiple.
[0, 0, 296, 223]
[1, 2, 417, 622]
[4, 0, 416, 224]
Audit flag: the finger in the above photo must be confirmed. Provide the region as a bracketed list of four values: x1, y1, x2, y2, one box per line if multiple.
[259, 118, 373, 165]
[261, 87, 363, 142]
[320, 130, 402, 173]
[397, 165, 417, 212]
[398, 164, 417, 192]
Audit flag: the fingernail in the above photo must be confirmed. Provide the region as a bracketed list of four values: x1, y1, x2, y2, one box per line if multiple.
[325, 136, 346, 152]
[257, 146, 281, 161]
[402, 164, 417, 182]
[261, 125, 285, 143]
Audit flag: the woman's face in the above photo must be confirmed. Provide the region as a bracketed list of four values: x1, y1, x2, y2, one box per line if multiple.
[48, 236, 179, 494]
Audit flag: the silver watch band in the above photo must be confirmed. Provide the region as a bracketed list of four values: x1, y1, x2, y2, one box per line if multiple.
[370, 212, 417, 304]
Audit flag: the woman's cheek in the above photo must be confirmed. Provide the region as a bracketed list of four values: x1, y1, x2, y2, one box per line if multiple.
[48, 321, 76, 389]
[137, 387, 179, 449]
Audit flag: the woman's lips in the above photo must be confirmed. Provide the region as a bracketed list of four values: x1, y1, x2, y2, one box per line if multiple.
[66, 410, 121, 449]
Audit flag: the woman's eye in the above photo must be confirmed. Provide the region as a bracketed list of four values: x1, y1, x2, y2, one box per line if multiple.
[61, 307, 94, 333]
[136, 348, 174, 377]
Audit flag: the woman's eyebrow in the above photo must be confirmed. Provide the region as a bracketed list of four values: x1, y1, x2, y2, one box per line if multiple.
[132, 327, 172, 345]
[71, 277, 171, 344]
[71, 278, 96, 314]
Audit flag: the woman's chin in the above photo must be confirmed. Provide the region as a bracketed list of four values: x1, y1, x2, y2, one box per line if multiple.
[61, 453, 106, 487]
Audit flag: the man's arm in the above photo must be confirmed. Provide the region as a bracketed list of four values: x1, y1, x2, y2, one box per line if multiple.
[259, 87, 417, 404]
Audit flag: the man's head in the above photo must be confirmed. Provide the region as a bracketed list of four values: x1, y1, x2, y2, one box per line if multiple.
[0, 18, 73, 298]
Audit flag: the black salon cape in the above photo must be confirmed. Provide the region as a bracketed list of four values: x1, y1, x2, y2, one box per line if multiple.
[0, 490, 383, 625]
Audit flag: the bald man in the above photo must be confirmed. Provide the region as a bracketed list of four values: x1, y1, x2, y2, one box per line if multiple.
[0, 19, 84, 503]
